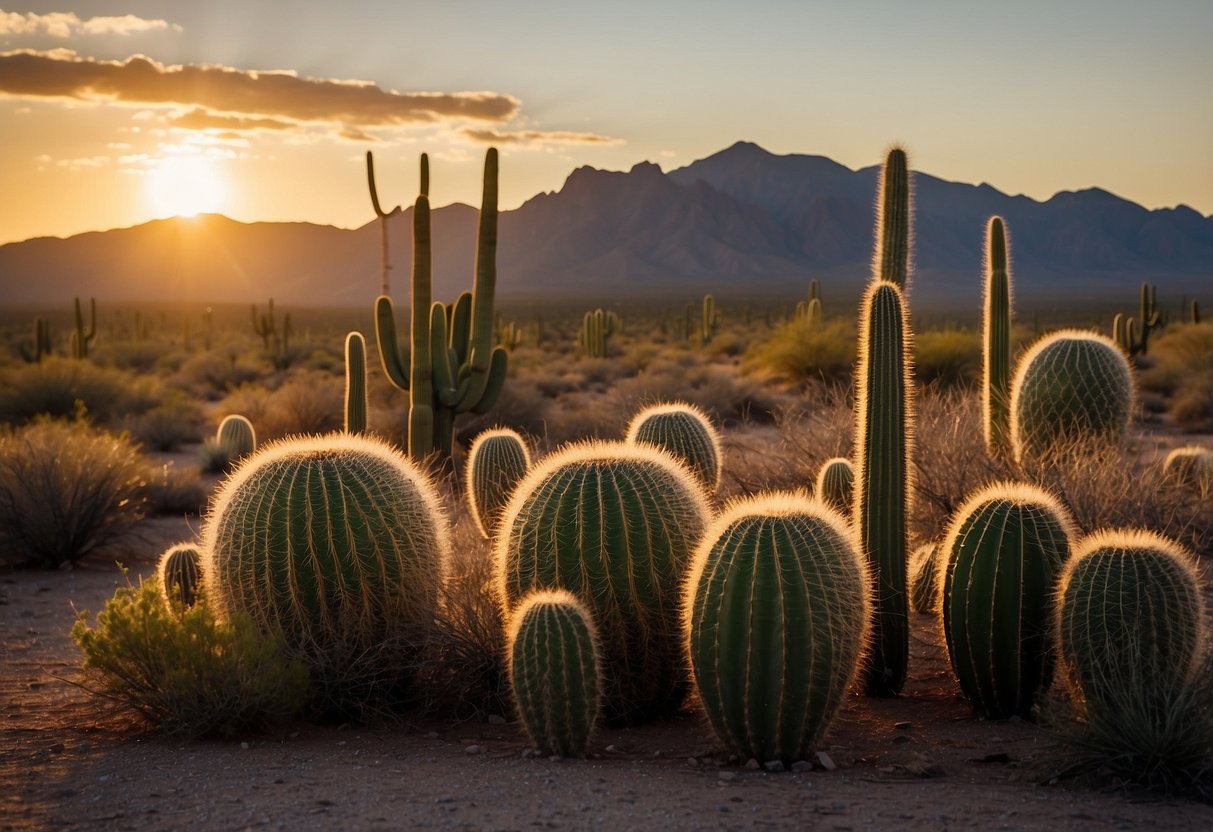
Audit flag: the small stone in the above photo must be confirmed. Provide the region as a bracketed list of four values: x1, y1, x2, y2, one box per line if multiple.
[464, 745, 484, 755]
[240, 742, 249, 750]
[791, 761, 813, 773]
[521, 748, 537, 759]
[652, 750, 661, 758]
[605, 745, 621, 753]
[487, 714, 506, 725]
[893, 721, 912, 730]
[687, 758, 699, 767]
[717, 805, 730, 813]
[764, 760, 785, 772]
[815, 751, 836, 771]
[744, 758, 761, 770]
[717, 771, 737, 782]
[425, 731, 439, 739]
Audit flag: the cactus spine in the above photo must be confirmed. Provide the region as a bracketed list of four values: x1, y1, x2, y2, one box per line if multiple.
[344, 332, 368, 434]
[366, 150, 402, 296]
[375, 149, 508, 459]
[814, 457, 853, 515]
[685, 493, 871, 764]
[853, 280, 913, 696]
[940, 484, 1073, 719]
[874, 147, 911, 289]
[624, 402, 722, 492]
[216, 414, 256, 460]
[71, 296, 96, 360]
[1009, 330, 1133, 463]
[982, 217, 1013, 455]
[495, 441, 709, 725]
[466, 427, 532, 540]
[508, 590, 602, 757]
[157, 543, 203, 608]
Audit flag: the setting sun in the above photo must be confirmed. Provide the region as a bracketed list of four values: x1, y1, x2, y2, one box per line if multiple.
[144, 154, 227, 218]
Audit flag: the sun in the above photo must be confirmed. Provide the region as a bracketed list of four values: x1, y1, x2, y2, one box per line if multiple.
[144, 155, 227, 218]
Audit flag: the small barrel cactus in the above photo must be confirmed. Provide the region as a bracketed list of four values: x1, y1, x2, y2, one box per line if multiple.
[495, 440, 709, 725]
[624, 401, 722, 492]
[1009, 330, 1133, 462]
[157, 543, 203, 608]
[1162, 446, 1213, 491]
[466, 427, 532, 539]
[908, 542, 940, 614]
[1056, 530, 1204, 721]
[685, 492, 870, 764]
[940, 483, 1073, 719]
[814, 457, 853, 515]
[344, 332, 368, 434]
[508, 590, 602, 758]
[201, 433, 448, 708]
[217, 414, 256, 458]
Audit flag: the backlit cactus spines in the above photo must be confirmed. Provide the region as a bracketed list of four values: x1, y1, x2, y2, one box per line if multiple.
[466, 427, 532, 540]
[684, 492, 871, 764]
[344, 332, 367, 434]
[1056, 530, 1204, 721]
[508, 590, 602, 758]
[216, 414, 256, 459]
[1009, 330, 1134, 463]
[495, 440, 710, 725]
[1162, 446, 1213, 491]
[873, 147, 912, 290]
[624, 402, 722, 492]
[940, 483, 1074, 719]
[909, 542, 940, 615]
[201, 433, 449, 702]
[157, 542, 203, 608]
[982, 217, 1013, 455]
[814, 457, 853, 515]
[853, 279, 914, 697]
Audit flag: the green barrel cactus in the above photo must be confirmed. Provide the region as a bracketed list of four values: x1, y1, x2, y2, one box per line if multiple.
[873, 147, 911, 289]
[1162, 446, 1213, 491]
[814, 457, 853, 515]
[157, 542, 203, 608]
[466, 427, 532, 539]
[344, 332, 368, 434]
[217, 414, 256, 459]
[1009, 330, 1133, 462]
[495, 440, 709, 725]
[1056, 530, 1204, 722]
[909, 542, 940, 615]
[508, 590, 602, 757]
[685, 493, 870, 764]
[982, 216, 1013, 455]
[201, 433, 449, 708]
[940, 483, 1073, 719]
[853, 279, 914, 697]
[624, 401, 722, 492]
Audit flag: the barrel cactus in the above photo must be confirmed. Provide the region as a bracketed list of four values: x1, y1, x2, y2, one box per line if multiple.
[508, 590, 602, 757]
[217, 414, 256, 458]
[495, 440, 709, 725]
[685, 492, 870, 764]
[940, 483, 1073, 719]
[157, 543, 203, 608]
[1162, 446, 1213, 491]
[624, 402, 722, 491]
[1009, 330, 1133, 462]
[466, 427, 532, 539]
[908, 542, 940, 614]
[201, 433, 448, 710]
[814, 457, 853, 515]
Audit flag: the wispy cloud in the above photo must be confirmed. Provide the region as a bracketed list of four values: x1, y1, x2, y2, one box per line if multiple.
[169, 107, 296, 132]
[0, 10, 181, 37]
[0, 50, 521, 133]
[461, 127, 623, 147]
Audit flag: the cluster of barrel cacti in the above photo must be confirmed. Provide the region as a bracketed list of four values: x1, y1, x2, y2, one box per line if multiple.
[624, 402, 722, 492]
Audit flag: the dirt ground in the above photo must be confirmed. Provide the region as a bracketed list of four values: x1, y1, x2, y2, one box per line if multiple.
[3, 516, 1212, 831]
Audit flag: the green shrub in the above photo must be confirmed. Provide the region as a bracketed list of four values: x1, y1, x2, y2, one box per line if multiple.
[124, 391, 207, 452]
[72, 576, 307, 738]
[0, 419, 149, 568]
[746, 319, 855, 384]
[914, 328, 980, 387]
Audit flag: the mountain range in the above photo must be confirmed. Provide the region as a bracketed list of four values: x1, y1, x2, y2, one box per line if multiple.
[2, 141, 1210, 309]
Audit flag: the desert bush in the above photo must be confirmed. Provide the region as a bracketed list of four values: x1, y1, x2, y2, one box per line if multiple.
[0, 419, 148, 568]
[0, 358, 157, 427]
[172, 351, 266, 398]
[71, 575, 308, 738]
[124, 391, 207, 452]
[1139, 323, 1213, 431]
[1170, 374, 1213, 432]
[216, 371, 344, 441]
[92, 341, 165, 373]
[143, 462, 209, 516]
[746, 318, 855, 384]
[913, 328, 980, 387]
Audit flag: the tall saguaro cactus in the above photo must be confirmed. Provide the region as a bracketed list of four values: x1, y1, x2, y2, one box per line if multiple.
[366, 150, 403, 297]
[71, 296, 96, 360]
[873, 147, 911, 290]
[982, 217, 1013, 455]
[853, 279, 914, 696]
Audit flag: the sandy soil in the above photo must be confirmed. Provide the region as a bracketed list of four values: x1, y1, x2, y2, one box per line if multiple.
[3, 516, 1211, 831]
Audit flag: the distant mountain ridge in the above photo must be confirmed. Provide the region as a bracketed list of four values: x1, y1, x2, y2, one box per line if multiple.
[2, 141, 1210, 308]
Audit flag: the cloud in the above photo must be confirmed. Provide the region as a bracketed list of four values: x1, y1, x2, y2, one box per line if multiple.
[460, 127, 623, 147]
[0, 49, 521, 131]
[169, 107, 296, 132]
[0, 11, 181, 37]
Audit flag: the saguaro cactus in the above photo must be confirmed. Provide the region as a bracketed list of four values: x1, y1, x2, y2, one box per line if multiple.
[71, 296, 96, 360]
[701, 294, 721, 343]
[344, 332, 368, 434]
[157, 542, 203, 608]
[853, 280, 914, 696]
[508, 590, 602, 758]
[814, 457, 853, 515]
[366, 150, 403, 296]
[873, 147, 911, 290]
[684, 493, 871, 764]
[495, 440, 709, 725]
[982, 217, 1013, 455]
[624, 402, 722, 492]
[466, 427, 532, 539]
[940, 483, 1073, 719]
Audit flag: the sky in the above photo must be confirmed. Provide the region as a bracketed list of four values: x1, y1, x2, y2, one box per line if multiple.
[1, 1, 1211, 245]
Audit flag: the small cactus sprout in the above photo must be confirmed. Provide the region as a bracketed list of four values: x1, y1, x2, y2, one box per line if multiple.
[344, 332, 368, 434]
[814, 457, 854, 515]
[495, 440, 709, 725]
[202, 433, 449, 709]
[1162, 446, 1213, 491]
[216, 414, 256, 459]
[940, 483, 1074, 719]
[624, 402, 723, 492]
[1009, 330, 1133, 463]
[508, 590, 602, 758]
[685, 492, 871, 764]
[157, 543, 203, 608]
[909, 543, 940, 614]
[1056, 530, 1204, 723]
[466, 427, 532, 540]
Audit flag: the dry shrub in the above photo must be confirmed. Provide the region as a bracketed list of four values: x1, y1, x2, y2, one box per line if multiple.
[1140, 323, 1213, 431]
[746, 318, 855, 384]
[217, 370, 344, 441]
[124, 390, 207, 452]
[71, 575, 307, 738]
[172, 351, 266, 398]
[143, 461, 210, 517]
[609, 355, 784, 428]
[913, 328, 981, 387]
[0, 358, 156, 427]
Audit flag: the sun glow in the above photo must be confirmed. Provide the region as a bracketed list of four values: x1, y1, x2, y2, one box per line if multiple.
[144, 154, 227, 218]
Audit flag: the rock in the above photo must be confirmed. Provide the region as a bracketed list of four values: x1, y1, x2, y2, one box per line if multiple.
[743, 758, 760, 770]
[487, 714, 507, 725]
[815, 751, 836, 771]
[764, 760, 785, 773]
[717, 771, 737, 782]
[464, 745, 485, 755]
[791, 761, 813, 773]
[687, 758, 699, 767]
